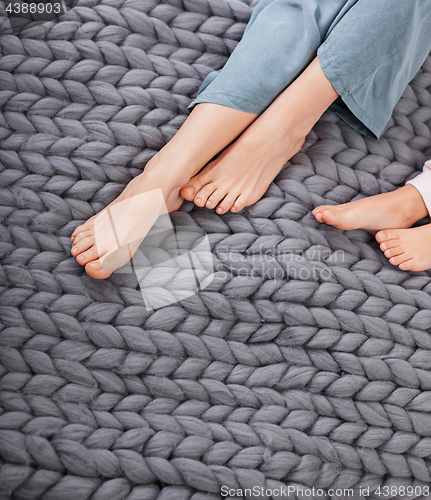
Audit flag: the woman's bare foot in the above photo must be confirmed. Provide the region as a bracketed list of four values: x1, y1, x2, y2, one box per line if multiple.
[70, 158, 184, 279]
[312, 185, 428, 232]
[180, 127, 305, 214]
[181, 56, 339, 214]
[376, 224, 431, 271]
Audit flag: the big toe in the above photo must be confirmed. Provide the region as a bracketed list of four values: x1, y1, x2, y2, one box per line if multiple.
[180, 171, 211, 202]
[320, 209, 342, 226]
[180, 185, 196, 201]
[85, 260, 112, 280]
[375, 230, 393, 244]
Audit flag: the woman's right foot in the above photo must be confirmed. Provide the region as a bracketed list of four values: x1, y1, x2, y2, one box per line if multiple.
[312, 185, 428, 233]
[180, 129, 305, 214]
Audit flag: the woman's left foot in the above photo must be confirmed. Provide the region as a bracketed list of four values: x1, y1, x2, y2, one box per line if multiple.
[376, 224, 431, 271]
[180, 127, 305, 214]
[70, 157, 184, 279]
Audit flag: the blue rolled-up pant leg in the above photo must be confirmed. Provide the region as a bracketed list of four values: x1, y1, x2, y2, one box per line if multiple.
[318, 0, 431, 138]
[189, 0, 431, 139]
[188, 0, 351, 114]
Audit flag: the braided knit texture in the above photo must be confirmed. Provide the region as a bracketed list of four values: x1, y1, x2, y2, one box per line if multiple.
[1, 0, 431, 498]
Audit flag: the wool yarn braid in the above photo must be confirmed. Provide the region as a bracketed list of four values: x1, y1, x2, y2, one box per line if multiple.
[1, 0, 431, 498]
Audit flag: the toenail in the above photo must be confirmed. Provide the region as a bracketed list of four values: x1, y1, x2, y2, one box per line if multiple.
[78, 255, 85, 262]
[217, 207, 223, 213]
[381, 243, 386, 250]
[195, 198, 201, 204]
[184, 186, 194, 196]
[206, 201, 212, 207]
[72, 247, 78, 254]
[91, 262, 102, 270]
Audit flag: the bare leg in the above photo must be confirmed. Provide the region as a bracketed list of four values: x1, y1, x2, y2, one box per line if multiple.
[180, 57, 339, 213]
[70, 103, 258, 279]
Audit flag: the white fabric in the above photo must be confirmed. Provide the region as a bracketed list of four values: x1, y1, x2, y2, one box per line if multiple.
[406, 159, 431, 216]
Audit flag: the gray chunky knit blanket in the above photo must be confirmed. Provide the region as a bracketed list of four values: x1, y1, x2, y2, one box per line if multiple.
[1, 0, 431, 499]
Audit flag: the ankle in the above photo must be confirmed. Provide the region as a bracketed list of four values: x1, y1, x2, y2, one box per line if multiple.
[401, 184, 429, 223]
[267, 58, 339, 141]
[141, 151, 193, 190]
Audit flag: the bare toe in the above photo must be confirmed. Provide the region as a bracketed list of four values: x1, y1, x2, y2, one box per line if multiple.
[71, 214, 98, 240]
[378, 225, 431, 272]
[389, 253, 410, 267]
[383, 246, 403, 259]
[180, 185, 196, 201]
[180, 172, 212, 202]
[399, 259, 414, 271]
[194, 184, 217, 207]
[71, 235, 94, 257]
[71, 225, 89, 243]
[76, 245, 100, 266]
[216, 193, 238, 214]
[312, 205, 331, 219]
[321, 209, 345, 227]
[206, 189, 227, 209]
[231, 193, 248, 213]
[379, 241, 399, 253]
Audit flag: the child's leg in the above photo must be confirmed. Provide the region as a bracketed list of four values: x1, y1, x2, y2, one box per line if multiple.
[376, 162, 431, 271]
[313, 160, 431, 271]
[405, 161, 431, 216]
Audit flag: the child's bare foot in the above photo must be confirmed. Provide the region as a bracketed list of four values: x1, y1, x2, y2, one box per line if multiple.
[180, 128, 305, 214]
[70, 158, 184, 279]
[312, 185, 428, 232]
[376, 224, 431, 271]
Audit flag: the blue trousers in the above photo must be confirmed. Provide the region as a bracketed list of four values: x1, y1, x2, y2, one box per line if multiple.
[189, 0, 431, 138]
